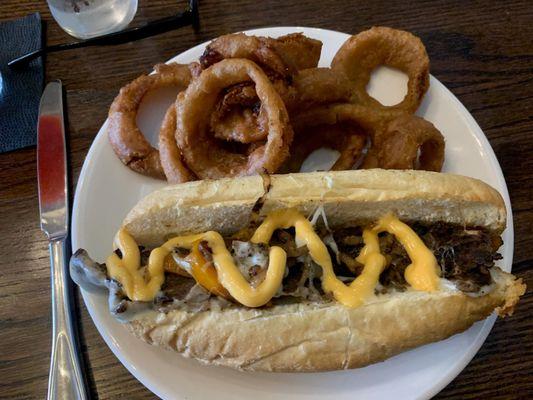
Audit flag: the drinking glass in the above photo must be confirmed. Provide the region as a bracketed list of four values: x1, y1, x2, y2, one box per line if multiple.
[47, 0, 138, 39]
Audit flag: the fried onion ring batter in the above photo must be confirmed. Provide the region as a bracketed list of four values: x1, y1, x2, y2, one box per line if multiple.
[210, 67, 352, 144]
[199, 33, 289, 78]
[285, 122, 367, 172]
[332, 26, 430, 114]
[158, 100, 197, 183]
[209, 83, 268, 143]
[107, 63, 192, 179]
[176, 59, 293, 179]
[268, 33, 322, 73]
[286, 104, 383, 172]
[291, 68, 353, 113]
[200, 33, 322, 143]
[200, 32, 322, 77]
[370, 114, 445, 171]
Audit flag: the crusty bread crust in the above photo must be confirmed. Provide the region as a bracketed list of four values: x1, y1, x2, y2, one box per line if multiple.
[123, 170, 506, 247]
[120, 170, 520, 372]
[127, 269, 524, 372]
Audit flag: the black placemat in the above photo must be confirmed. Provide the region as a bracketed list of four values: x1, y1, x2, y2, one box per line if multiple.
[0, 13, 44, 153]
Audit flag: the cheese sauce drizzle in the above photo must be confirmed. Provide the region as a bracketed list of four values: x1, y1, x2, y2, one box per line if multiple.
[251, 209, 388, 307]
[107, 209, 440, 307]
[108, 230, 286, 307]
[373, 214, 441, 292]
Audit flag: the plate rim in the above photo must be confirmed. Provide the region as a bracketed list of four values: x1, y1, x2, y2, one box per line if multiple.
[71, 25, 514, 400]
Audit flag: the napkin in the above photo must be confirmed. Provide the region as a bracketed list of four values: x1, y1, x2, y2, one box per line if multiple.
[0, 13, 44, 153]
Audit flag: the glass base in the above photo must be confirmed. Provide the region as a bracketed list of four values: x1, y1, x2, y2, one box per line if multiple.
[48, 0, 138, 40]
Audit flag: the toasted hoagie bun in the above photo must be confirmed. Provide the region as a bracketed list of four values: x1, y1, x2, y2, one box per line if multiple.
[128, 267, 522, 371]
[71, 170, 524, 372]
[123, 169, 506, 247]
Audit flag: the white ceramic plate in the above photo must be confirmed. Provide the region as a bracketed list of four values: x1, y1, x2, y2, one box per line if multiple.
[72, 27, 513, 400]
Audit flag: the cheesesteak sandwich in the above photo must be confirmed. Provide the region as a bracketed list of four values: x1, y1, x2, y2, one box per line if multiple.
[70, 170, 524, 372]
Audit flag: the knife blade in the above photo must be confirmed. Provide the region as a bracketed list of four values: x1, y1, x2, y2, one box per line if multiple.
[37, 80, 88, 400]
[38, 80, 68, 239]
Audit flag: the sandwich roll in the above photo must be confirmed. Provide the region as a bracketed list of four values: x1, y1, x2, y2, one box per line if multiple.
[71, 169, 525, 372]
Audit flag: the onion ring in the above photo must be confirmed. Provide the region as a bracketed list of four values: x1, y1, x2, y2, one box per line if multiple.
[302, 103, 404, 137]
[209, 67, 352, 144]
[158, 99, 197, 183]
[286, 104, 383, 172]
[291, 68, 353, 113]
[199, 33, 289, 78]
[267, 33, 322, 73]
[331, 26, 430, 114]
[176, 59, 293, 179]
[285, 122, 367, 172]
[320, 104, 443, 171]
[188, 61, 202, 79]
[369, 114, 445, 171]
[209, 82, 268, 143]
[209, 79, 298, 143]
[199, 33, 320, 143]
[107, 63, 192, 179]
[200, 32, 322, 77]
[199, 34, 287, 143]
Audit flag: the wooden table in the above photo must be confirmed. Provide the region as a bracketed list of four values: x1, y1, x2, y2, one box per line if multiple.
[1, 0, 531, 398]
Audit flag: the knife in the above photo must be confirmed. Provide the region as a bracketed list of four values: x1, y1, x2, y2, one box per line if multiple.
[37, 80, 88, 400]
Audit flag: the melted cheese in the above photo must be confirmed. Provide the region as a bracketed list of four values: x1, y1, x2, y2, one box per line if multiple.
[107, 209, 440, 307]
[107, 229, 166, 302]
[187, 242, 230, 299]
[108, 229, 285, 307]
[252, 209, 387, 307]
[373, 214, 441, 291]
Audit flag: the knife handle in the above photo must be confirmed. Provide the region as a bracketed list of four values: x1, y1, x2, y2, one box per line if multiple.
[47, 239, 89, 400]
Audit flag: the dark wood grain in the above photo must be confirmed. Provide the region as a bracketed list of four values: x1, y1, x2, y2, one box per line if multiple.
[1, 0, 531, 399]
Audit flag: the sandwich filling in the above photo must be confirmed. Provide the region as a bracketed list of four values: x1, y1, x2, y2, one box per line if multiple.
[71, 209, 502, 321]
